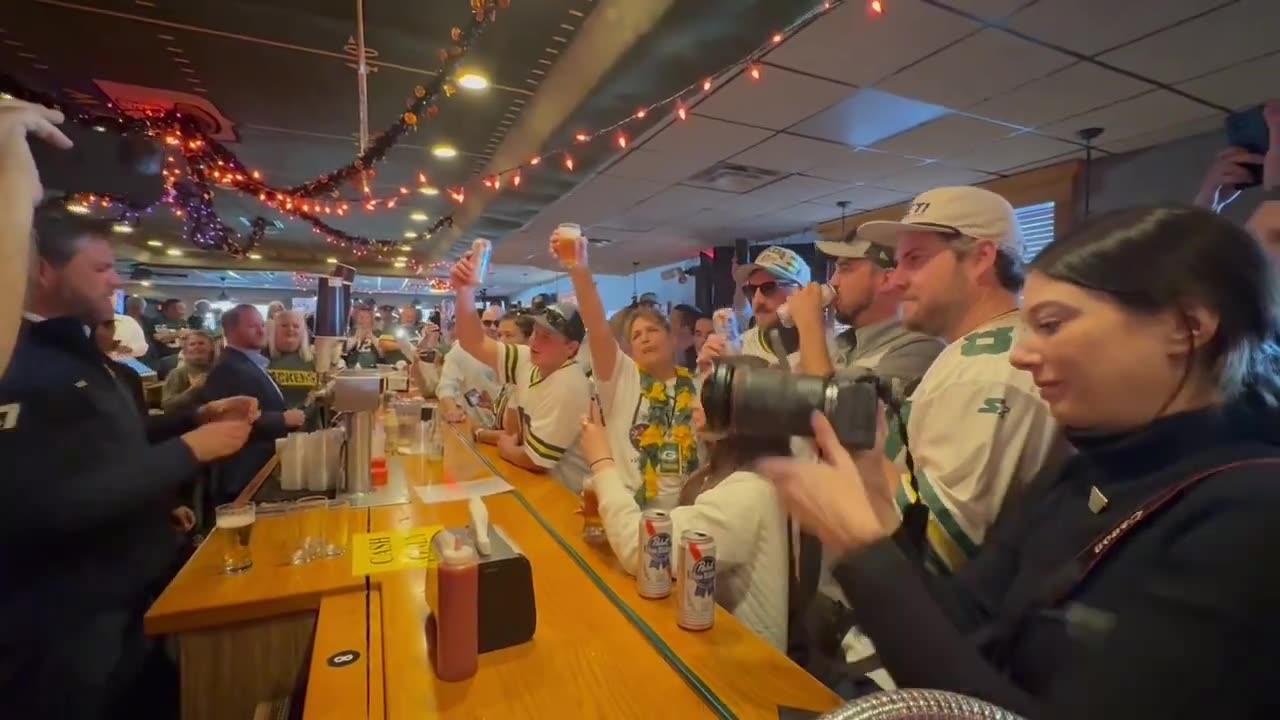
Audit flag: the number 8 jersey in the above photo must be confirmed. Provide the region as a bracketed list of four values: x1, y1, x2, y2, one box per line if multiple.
[884, 313, 1070, 572]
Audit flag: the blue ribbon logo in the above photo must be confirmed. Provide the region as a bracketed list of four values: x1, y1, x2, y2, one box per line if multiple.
[647, 533, 671, 570]
[692, 557, 716, 598]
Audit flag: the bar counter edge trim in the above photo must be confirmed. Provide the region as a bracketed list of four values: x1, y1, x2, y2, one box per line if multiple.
[447, 424, 739, 720]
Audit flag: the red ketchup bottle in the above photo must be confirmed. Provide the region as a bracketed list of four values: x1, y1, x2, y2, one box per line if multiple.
[431, 532, 479, 681]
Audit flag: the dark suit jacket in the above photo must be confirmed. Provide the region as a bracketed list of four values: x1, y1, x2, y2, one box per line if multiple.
[201, 346, 290, 502]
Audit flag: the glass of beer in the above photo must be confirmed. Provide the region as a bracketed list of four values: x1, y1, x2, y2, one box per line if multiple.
[555, 223, 583, 268]
[324, 498, 351, 558]
[215, 503, 256, 574]
[296, 496, 329, 561]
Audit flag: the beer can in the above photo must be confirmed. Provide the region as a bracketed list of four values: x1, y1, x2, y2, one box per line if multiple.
[711, 307, 738, 339]
[676, 530, 716, 631]
[637, 509, 673, 599]
[777, 283, 835, 328]
[470, 238, 494, 284]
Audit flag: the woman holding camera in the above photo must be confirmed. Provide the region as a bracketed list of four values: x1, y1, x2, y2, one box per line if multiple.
[761, 206, 1280, 717]
[556, 227, 699, 508]
[580, 355, 790, 649]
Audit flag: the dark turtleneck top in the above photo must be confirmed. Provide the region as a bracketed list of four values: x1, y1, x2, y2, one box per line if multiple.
[833, 403, 1280, 719]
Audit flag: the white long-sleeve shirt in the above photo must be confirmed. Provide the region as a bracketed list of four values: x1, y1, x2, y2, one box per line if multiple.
[593, 466, 789, 651]
[436, 345, 501, 404]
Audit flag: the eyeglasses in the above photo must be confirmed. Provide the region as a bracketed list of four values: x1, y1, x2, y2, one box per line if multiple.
[741, 280, 796, 298]
[481, 319, 499, 327]
[534, 307, 574, 337]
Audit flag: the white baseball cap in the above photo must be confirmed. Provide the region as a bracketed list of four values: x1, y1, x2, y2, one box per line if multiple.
[732, 245, 811, 286]
[856, 186, 1024, 258]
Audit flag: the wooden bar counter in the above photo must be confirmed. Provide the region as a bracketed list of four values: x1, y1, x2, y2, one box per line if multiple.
[149, 419, 841, 719]
[451, 427, 843, 719]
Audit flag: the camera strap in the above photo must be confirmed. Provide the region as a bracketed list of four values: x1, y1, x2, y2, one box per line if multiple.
[975, 457, 1280, 656]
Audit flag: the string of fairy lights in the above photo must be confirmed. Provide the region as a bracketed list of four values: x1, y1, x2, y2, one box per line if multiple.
[3, 0, 878, 282]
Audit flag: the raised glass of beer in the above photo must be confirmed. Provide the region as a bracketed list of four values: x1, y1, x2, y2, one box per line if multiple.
[215, 502, 256, 574]
[555, 223, 583, 268]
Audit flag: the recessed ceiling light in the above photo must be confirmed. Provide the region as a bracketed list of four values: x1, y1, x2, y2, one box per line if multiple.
[403, 231, 418, 239]
[409, 211, 429, 222]
[394, 261, 407, 268]
[66, 203, 90, 215]
[457, 72, 489, 90]
[431, 144, 458, 159]
[247, 253, 263, 260]
[418, 186, 440, 196]
[92, 126, 107, 133]
[165, 248, 183, 256]
[139, 280, 152, 287]
[112, 223, 135, 234]
[325, 257, 338, 264]
[146, 239, 164, 247]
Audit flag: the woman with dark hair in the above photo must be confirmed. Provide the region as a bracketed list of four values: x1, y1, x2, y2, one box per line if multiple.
[580, 355, 791, 650]
[761, 206, 1280, 717]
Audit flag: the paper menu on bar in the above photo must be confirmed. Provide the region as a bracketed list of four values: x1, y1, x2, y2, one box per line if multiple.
[413, 476, 514, 505]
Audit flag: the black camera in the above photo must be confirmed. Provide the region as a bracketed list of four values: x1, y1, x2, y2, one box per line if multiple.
[31, 122, 166, 206]
[700, 360, 880, 450]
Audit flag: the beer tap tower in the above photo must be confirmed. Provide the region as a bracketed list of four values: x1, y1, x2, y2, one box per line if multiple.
[313, 263, 382, 496]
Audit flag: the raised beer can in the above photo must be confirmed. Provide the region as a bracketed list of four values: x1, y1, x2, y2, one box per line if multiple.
[637, 509, 673, 599]
[776, 283, 835, 328]
[676, 530, 716, 631]
[470, 238, 494, 284]
[711, 307, 738, 338]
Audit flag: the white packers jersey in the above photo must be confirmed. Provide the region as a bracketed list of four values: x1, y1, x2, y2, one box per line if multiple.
[496, 343, 592, 492]
[885, 314, 1068, 572]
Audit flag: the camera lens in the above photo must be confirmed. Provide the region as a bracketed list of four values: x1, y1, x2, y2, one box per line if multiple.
[701, 361, 828, 438]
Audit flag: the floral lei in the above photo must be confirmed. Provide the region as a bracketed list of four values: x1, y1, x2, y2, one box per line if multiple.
[635, 366, 699, 504]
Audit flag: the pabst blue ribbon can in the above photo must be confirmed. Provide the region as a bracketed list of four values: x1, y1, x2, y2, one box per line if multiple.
[676, 530, 716, 631]
[637, 509, 673, 599]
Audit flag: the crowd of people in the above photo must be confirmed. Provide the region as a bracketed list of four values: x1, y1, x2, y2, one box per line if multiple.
[5, 92, 1280, 720]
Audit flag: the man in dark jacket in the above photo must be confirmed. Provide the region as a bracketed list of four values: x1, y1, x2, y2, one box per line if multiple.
[0, 208, 256, 719]
[202, 303, 305, 504]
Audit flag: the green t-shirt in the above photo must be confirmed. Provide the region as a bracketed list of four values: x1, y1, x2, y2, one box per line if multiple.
[268, 351, 319, 409]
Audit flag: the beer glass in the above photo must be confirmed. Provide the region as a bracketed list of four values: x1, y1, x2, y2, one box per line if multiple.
[296, 496, 329, 561]
[215, 503, 256, 574]
[555, 223, 583, 268]
[324, 498, 351, 558]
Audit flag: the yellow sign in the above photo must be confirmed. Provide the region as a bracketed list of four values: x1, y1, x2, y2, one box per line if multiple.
[350, 525, 444, 576]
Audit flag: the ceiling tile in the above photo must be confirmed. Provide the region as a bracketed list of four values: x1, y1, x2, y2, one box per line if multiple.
[764, 0, 980, 86]
[1176, 51, 1280, 111]
[1039, 90, 1222, 150]
[771, 202, 845, 225]
[806, 148, 926, 184]
[936, 0, 1034, 20]
[545, 173, 667, 225]
[1100, 114, 1225, 155]
[641, 115, 774, 160]
[999, 148, 1087, 175]
[719, 175, 850, 215]
[729, 134, 851, 174]
[813, 185, 915, 211]
[605, 148, 720, 184]
[878, 28, 1074, 108]
[694, 67, 854, 131]
[873, 115, 1019, 160]
[946, 130, 1081, 173]
[789, 88, 950, 147]
[1006, 0, 1227, 56]
[968, 62, 1151, 129]
[876, 163, 997, 193]
[617, 186, 736, 224]
[1097, 0, 1280, 83]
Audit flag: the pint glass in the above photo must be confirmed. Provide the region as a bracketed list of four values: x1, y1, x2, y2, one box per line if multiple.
[215, 503, 256, 573]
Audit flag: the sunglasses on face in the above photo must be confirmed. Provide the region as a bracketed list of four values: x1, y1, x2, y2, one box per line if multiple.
[481, 319, 499, 327]
[741, 280, 795, 298]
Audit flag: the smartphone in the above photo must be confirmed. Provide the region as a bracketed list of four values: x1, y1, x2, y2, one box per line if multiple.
[30, 121, 167, 206]
[1226, 106, 1270, 190]
[464, 389, 483, 408]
